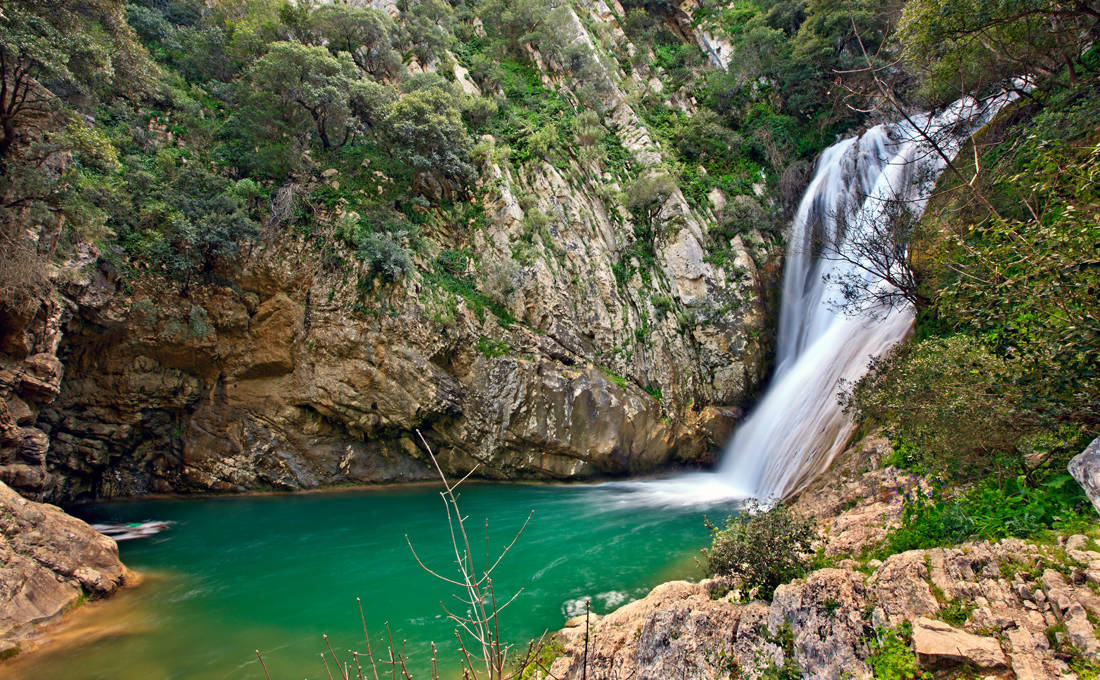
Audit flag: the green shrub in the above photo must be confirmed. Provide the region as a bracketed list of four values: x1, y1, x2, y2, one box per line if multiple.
[882, 473, 1091, 555]
[939, 599, 976, 626]
[703, 502, 816, 600]
[358, 232, 412, 283]
[475, 337, 511, 358]
[868, 624, 929, 680]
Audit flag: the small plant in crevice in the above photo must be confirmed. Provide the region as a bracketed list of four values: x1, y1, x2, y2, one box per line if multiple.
[938, 598, 976, 627]
[756, 623, 800, 680]
[867, 623, 929, 680]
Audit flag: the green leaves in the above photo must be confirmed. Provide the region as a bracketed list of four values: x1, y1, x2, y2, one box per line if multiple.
[384, 85, 476, 196]
[703, 502, 817, 600]
[883, 472, 1091, 554]
[897, 0, 1099, 102]
[247, 41, 362, 150]
[309, 4, 400, 78]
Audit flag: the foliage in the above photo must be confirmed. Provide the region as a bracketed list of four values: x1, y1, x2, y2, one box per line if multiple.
[427, 250, 515, 326]
[385, 85, 476, 197]
[845, 335, 1043, 481]
[897, 0, 1100, 103]
[846, 83, 1100, 546]
[111, 162, 260, 283]
[868, 623, 929, 680]
[882, 473, 1091, 554]
[309, 3, 401, 78]
[715, 195, 778, 241]
[247, 41, 363, 150]
[703, 502, 816, 600]
[358, 231, 412, 283]
[399, 0, 454, 66]
[625, 173, 677, 227]
[756, 622, 801, 680]
[0, 0, 152, 158]
[939, 598, 976, 626]
[475, 336, 512, 359]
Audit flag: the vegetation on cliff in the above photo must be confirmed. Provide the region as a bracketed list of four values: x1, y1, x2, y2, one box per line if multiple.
[843, 7, 1099, 550]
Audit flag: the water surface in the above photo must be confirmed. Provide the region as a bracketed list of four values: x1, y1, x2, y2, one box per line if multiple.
[4, 482, 730, 680]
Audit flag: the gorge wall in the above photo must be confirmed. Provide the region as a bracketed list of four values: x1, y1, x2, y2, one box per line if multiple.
[0, 0, 783, 503]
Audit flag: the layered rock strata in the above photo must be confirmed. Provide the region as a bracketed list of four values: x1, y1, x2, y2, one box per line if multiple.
[0, 480, 130, 656]
[1, 0, 779, 503]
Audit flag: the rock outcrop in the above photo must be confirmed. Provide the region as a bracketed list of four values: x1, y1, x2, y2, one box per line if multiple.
[1069, 437, 1100, 515]
[544, 537, 1100, 680]
[541, 435, 1100, 680]
[0, 480, 130, 656]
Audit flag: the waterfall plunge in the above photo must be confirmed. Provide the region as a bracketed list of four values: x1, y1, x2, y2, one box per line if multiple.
[615, 93, 1014, 507]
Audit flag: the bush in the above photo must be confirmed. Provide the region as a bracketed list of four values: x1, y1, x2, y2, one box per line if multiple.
[358, 232, 412, 283]
[868, 623, 929, 680]
[703, 502, 816, 600]
[715, 195, 775, 241]
[882, 473, 1091, 555]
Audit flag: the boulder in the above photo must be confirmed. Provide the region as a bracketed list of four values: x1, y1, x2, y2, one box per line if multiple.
[910, 617, 1008, 669]
[0, 481, 130, 654]
[1068, 437, 1100, 515]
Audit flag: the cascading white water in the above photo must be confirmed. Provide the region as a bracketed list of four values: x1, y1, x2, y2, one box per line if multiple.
[613, 92, 1015, 507]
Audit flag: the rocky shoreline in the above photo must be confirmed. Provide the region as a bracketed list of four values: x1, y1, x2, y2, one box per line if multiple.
[541, 437, 1100, 679]
[0, 481, 132, 658]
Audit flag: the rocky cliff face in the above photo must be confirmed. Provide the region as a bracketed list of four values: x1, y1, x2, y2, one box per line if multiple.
[0, 0, 779, 502]
[546, 537, 1100, 680]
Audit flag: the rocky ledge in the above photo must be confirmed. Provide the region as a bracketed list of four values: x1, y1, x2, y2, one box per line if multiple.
[546, 537, 1100, 680]
[0, 481, 131, 657]
[541, 437, 1100, 680]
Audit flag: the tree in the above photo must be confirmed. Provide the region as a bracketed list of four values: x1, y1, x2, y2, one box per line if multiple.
[384, 86, 476, 197]
[0, 1, 149, 161]
[0, 9, 67, 160]
[624, 172, 677, 231]
[309, 3, 402, 78]
[820, 196, 930, 314]
[247, 41, 361, 150]
[398, 0, 454, 67]
[897, 0, 1100, 103]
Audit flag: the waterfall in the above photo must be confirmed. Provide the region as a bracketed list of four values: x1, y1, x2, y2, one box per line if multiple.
[614, 92, 1015, 507]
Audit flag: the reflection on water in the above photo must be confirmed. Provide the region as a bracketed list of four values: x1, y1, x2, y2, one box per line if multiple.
[2, 483, 736, 680]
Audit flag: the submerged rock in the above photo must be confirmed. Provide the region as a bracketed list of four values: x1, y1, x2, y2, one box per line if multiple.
[0, 480, 131, 656]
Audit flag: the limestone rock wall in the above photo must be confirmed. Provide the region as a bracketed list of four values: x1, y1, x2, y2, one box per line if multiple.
[0, 4, 780, 502]
[546, 537, 1100, 680]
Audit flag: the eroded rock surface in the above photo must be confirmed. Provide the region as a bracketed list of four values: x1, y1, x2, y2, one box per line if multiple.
[545, 537, 1100, 680]
[0, 1, 778, 503]
[1069, 437, 1100, 515]
[0, 480, 130, 656]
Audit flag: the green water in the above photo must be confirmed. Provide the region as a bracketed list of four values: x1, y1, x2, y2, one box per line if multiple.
[7, 482, 732, 680]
